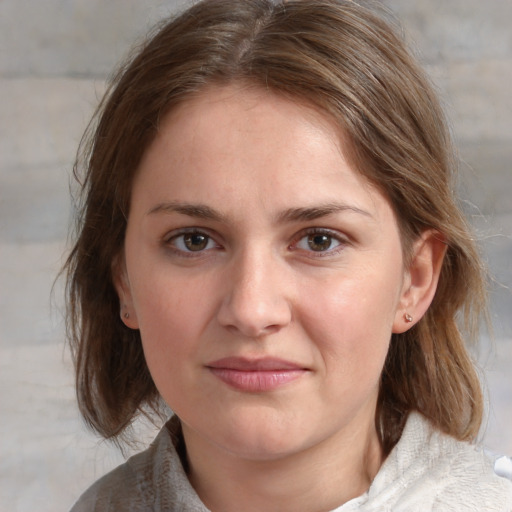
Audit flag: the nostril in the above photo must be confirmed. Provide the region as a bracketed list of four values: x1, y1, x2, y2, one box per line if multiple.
[217, 295, 292, 338]
[222, 320, 283, 339]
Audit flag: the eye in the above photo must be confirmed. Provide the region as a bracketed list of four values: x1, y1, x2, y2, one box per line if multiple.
[168, 231, 218, 253]
[293, 230, 344, 254]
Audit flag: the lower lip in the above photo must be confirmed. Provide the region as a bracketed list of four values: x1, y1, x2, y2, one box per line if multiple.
[208, 368, 306, 392]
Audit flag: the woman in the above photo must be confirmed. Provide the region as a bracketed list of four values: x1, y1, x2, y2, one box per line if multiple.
[66, 0, 512, 510]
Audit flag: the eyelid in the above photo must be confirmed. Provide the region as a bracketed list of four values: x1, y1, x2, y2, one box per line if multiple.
[164, 226, 211, 242]
[164, 227, 223, 256]
[162, 226, 350, 258]
[290, 227, 350, 256]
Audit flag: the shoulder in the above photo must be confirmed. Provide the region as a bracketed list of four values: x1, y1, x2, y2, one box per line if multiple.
[69, 417, 207, 512]
[364, 412, 512, 511]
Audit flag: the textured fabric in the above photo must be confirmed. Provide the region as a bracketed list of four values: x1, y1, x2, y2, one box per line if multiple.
[331, 412, 512, 511]
[71, 412, 512, 511]
[70, 416, 208, 512]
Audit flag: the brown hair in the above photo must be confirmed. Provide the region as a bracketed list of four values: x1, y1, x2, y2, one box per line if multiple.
[65, 0, 486, 452]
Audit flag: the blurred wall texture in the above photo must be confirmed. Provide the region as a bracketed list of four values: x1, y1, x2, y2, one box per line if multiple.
[1, 1, 511, 510]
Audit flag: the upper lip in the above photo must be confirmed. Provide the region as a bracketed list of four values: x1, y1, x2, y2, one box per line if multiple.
[206, 357, 307, 371]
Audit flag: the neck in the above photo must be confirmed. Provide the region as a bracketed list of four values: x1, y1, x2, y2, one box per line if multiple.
[183, 418, 383, 512]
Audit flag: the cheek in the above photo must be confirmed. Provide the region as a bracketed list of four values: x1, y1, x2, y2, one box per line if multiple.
[298, 265, 401, 368]
[131, 273, 214, 360]
[132, 275, 215, 410]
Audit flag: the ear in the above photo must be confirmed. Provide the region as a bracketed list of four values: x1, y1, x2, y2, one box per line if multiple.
[392, 230, 447, 333]
[112, 253, 140, 330]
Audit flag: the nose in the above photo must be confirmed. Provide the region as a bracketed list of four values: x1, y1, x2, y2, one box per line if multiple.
[217, 248, 292, 338]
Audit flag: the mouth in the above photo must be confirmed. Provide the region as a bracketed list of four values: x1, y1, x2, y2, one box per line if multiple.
[205, 357, 309, 392]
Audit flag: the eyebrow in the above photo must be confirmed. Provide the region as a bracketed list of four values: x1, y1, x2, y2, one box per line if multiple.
[276, 204, 373, 223]
[147, 201, 372, 223]
[147, 201, 226, 222]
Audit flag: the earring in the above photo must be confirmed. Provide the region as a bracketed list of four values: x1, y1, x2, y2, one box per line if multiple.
[404, 313, 413, 323]
[121, 304, 130, 320]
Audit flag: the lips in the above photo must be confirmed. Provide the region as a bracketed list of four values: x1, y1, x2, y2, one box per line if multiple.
[206, 357, 308, 392]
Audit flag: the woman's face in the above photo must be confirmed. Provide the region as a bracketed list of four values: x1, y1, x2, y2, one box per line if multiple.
[118, 85, 410, 461]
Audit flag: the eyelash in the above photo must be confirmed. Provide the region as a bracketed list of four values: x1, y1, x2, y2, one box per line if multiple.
[164, 228, 222, 258]
[164, 227, 349, 258]
[290, 228, 348, 257]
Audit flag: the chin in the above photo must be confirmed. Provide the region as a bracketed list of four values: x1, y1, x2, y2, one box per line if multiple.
[207, 410, 316, 461]
[222, 432, 306, 461]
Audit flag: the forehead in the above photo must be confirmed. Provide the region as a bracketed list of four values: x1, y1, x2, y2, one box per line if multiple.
[158, 83, 347, 158]
[131, 84, 389, 222]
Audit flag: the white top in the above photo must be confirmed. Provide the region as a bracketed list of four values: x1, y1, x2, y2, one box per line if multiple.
[71, 412, 512, 511]
[331, 412, 512, 511]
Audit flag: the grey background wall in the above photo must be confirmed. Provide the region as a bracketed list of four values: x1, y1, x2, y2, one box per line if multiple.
[1, 1, 511, 510]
